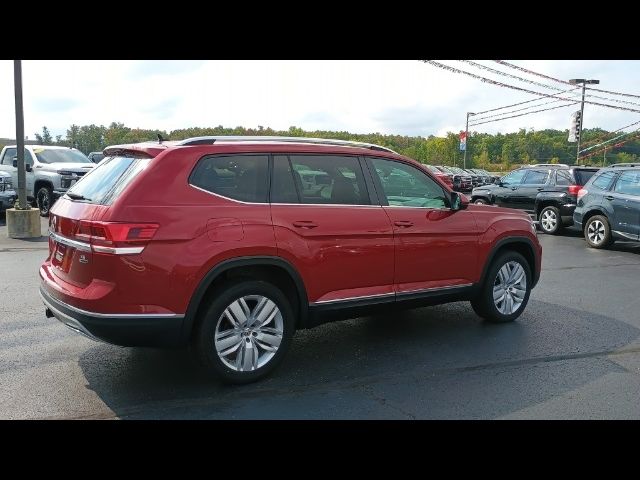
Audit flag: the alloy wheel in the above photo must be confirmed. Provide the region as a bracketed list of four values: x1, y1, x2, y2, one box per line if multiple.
[493, 261, 527, 315]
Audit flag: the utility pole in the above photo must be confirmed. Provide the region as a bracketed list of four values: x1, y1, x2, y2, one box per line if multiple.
[14, 60, 27, 210]
[603, 146, 606, 167]
[569, 78, 600, 165]
[463, 112, 474, 169]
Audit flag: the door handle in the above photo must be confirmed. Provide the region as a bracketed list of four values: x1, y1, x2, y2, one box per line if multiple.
[604, 195, 614, 201]
[537, 187, 544, 191]
[511, 187, 518, 190]
[292, 221, 318, 229]
[394, 220, 414, 228]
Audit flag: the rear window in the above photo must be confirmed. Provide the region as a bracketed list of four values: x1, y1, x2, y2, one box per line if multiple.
[66, 156, 150, 204]
[574, 169, 598, 185]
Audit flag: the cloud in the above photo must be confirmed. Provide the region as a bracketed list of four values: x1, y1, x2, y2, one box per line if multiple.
[32, 97, 80, 112]
[128, 60, 206, 77]
[141, 98, 180, 119]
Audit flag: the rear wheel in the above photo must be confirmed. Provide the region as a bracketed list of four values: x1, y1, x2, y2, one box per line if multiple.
[471, 251, 532, 323]
[193, 279, 295, 384]
[584, 215, 612, 249]
[538, 206, 562, 234]
[473, 198, 489, 205]
[36, 185, 53, 217]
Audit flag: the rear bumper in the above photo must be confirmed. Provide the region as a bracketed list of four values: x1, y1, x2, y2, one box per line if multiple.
[40, 285, 186, 348]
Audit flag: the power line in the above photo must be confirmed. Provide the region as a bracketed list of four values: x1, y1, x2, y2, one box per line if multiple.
[579, 131, 640, 161]
[424, 61, 640, 114]
[579, 128, 640, 154]
[471, 97, 577, 123]
[469, 102, 578, 127]
[461, 60, 566, 92]
[495, 59, 640, 100]
[473, 86, 581, 116]
[580, 118, 640, 149]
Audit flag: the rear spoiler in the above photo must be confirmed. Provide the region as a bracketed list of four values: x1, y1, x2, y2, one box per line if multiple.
[103, 142, 170, 158]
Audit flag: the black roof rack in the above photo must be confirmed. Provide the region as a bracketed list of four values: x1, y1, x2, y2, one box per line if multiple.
[609, 163, 640, 168]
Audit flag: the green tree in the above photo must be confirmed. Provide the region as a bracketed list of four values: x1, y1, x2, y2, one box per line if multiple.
[35, 126, 53, 144]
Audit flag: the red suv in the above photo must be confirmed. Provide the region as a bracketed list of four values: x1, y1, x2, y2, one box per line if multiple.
[40, 136, 542, 383]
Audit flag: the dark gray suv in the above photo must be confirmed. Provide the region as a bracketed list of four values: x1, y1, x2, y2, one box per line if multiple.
[574, 164, 640, 248]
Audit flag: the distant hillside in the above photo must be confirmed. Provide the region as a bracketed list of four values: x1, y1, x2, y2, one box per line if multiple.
[0, 138, 44, 146]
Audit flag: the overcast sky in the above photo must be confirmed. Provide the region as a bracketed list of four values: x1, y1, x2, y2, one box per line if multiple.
[1, 60, 638, 140]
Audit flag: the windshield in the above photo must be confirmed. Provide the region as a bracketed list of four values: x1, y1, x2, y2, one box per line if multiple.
[448, 166, 465, 174]
[33, 148, 92, 164]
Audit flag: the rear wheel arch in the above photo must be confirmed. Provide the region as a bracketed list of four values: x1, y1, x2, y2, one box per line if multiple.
[479, 237, 537, 290]
[182, 256, 308, 343]
[581, 208, 609, 229]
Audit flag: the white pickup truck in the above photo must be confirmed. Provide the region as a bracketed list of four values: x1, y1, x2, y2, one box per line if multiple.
[0, 145, 95, 215]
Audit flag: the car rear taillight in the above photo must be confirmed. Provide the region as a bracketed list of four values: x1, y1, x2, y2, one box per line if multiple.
[567, 185, 582, 195]
[577, 188, 588, 202]
[75, 221, 159, 255]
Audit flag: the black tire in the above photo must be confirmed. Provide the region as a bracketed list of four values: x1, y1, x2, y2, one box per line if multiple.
[193, 279, 295, 384]
[473, 198, 489, 205]
[584, 215, 612, 249]
[538, 206, 562, 235]
[471, 251, 532, 323]
[36, 185, 53, 217]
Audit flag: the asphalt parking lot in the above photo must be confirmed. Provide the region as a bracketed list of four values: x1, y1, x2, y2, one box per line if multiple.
[1, 214, 639, 419]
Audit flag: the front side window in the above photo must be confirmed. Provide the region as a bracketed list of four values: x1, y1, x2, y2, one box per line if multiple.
[271, 154, 369, 205]
[370, 157, 448, 208]
[614, 171, 640, 196]
[190, 155, 269, 203]
[1, 148, 33, 165]
[522, 170, 549, 185]
[501, 169, 527, 186]
[591, 171, 616, 191]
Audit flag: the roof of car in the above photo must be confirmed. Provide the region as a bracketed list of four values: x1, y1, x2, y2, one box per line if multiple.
[5, 144, 78, 150]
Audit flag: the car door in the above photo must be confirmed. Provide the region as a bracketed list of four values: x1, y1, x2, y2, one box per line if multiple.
[270, 154, 395, 304]
[517, 169, 550, 213]
[609, 170, 640, 240]
[494, 169, 527, 208]
[366, 156, 479, 294]
[0, 147, 35, 195]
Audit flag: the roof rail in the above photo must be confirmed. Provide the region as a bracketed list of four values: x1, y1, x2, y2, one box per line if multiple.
[609, 163, 640, 168]
[532, 163, 570, 167]
[175, 136, 399, 154]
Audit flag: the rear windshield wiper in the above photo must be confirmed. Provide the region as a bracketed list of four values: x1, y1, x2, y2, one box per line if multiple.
[65, 192, 91, 201]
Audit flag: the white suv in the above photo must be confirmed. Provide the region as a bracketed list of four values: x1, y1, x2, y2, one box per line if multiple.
[0, 145, 95, 215]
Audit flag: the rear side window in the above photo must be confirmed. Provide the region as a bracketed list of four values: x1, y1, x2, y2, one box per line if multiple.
[190, 155, 269, 203]
[590, 171, 616, 191]
[522, 170, 549, 185]
[66, 156, 150, 205]
[574, 170, 597, 185]
[614, 171, 640, 196]
[555, 170, 573, 186]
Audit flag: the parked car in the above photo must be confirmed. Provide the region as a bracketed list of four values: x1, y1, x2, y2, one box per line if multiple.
[424, 164, 454, 188]
[0, 171, 17, 212]
[471, 165, 599, 234]
[461, 168, 482, 188]
[87, 152, 105, 163]
[0, 145, 95, 216]
[434, 165, 473, 192]
[574, 164, 640, 248]
[470, 169, 493, 185]
[40, 136, 541, 383]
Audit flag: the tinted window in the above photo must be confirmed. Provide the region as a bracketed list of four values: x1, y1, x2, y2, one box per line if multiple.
[276, 155, 370, 205]
[33, 148, 91, 164]
[522, 170, 549, 185]
[501, 169, 527, 186]
[614, 171, 640, 196]
[1, 148, 33, 165]
[370, 158, 448, 208]
[591, 171, 616, 191]
[190, 155, 269, 203]
[271, 155, 299, 203]
[574, 170, 597, 185]
[67, 156, 149, 205]
[555, 170, 573, 186]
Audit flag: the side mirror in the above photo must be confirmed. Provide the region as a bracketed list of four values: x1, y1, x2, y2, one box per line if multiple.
[12, 158, 17, 168]
[451, 191, 469, 211]
[26, 164, 32, 172]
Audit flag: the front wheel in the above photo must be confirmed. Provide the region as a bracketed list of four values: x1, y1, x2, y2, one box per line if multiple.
[36, 186, 53, 217]
[193, 279, 295, 384]
[473, 198, 489, 205]
[471, 251, 532, 323]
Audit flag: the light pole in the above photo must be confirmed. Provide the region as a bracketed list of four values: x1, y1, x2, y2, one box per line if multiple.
[569, 78, 599, 165]
[463, 112, 475, 169]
